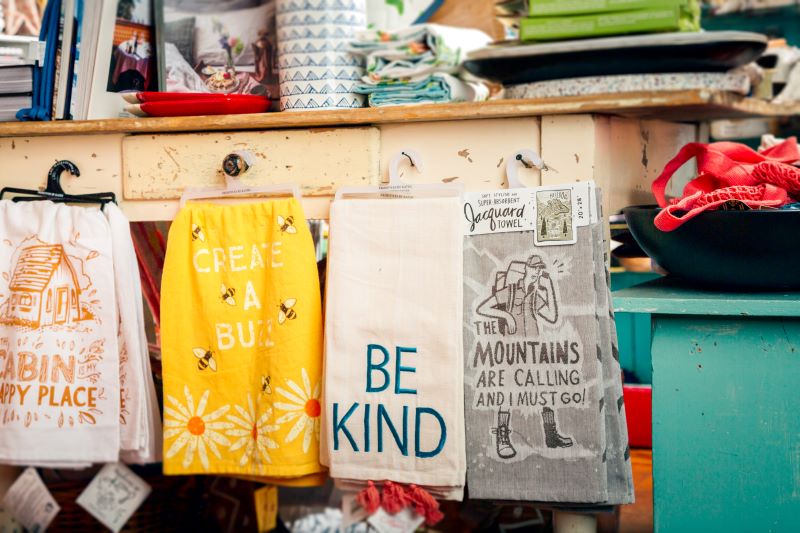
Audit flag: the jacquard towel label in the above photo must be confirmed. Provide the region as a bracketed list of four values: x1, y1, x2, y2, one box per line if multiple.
[462, 190, 536, 236]
[322, 197, 465, 499]
[0, 201, 120, 465]
[161, 199, 324, 478]
[463, 220, 607, 502]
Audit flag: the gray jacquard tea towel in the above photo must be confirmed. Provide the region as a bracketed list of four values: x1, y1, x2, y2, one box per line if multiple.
[591, 190, 634, 505]
[463, 217, 608, 502]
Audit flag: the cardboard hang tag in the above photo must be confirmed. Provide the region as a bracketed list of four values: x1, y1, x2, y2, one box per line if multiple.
[76, 464, 151, 533]
[462, 189, 536, 236]
[463, 181, 597, 241]
[341, 493, 369, 530]
[367, 507, 425, 533]
[1, 467, 59, 532]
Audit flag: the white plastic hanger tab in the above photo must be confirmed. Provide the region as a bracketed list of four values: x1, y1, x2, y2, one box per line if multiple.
[335, 149, 462, 200]
[505, 148, 544, 189]
[180, 150, 301, 205]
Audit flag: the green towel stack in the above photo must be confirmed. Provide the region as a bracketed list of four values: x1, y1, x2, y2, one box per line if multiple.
[519, 0, 701, 42]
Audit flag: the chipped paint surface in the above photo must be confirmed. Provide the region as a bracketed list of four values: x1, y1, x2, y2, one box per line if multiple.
[380, 117, 542, 190]
[0, 114, 697, 221]
[122, 127, 380, 200]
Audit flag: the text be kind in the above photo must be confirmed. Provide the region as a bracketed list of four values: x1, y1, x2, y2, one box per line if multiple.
[332, 344, 447, 458]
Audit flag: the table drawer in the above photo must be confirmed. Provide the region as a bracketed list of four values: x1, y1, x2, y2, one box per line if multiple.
[122, 127, 380, 200]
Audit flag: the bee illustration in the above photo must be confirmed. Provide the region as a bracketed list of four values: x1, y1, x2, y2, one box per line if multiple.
[261, 375, 272, 394]
[220, 283, 236, 306]
[191, 223, 206, 242]
[277, 215, 297, 234]
[192, 348, 218, 372]
[278, 298, 297, 324]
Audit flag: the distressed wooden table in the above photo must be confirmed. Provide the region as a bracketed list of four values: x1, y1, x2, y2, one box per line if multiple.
[5, 89, 796, 223]
[614, 277, 800, 533]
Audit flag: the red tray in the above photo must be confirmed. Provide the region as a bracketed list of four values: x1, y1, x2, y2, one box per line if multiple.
[126, 97, 271, 117]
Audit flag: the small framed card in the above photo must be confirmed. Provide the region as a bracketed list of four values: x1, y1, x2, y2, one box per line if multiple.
[534, 186, 578, 246]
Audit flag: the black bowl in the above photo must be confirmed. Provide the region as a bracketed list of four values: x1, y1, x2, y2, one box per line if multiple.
[623, 205, 800, 290]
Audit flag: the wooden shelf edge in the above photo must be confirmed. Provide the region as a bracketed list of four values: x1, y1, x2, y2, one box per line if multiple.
[0, 90, 796, 137]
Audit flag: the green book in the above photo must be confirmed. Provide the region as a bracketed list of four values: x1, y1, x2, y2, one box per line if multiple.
[519, 6, 699, 42]
[529, 0, 685, 17]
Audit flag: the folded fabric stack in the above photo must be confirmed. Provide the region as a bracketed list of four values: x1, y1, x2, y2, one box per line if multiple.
[322, 197, 466, 522]
[505, 71, 752, 99]
[350, 24, 492, 107]
[0, 201, 161, 467]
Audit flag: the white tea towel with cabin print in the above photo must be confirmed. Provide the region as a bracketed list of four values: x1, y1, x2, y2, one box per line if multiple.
[104, 204, 162, 464]
[0, 201, 120, 466]
[321, 197, 466, 500]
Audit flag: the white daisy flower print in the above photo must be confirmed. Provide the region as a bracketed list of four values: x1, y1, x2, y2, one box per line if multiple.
[225, 394, 279, 467]
[164, 386, 232, 470]
[274, 368, 321, 454]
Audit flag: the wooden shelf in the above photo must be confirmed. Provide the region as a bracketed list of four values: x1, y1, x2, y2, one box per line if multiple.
[0, 90, 797, 137]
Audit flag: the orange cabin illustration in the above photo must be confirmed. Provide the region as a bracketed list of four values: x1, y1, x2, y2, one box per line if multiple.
[2, 245, 87, 328]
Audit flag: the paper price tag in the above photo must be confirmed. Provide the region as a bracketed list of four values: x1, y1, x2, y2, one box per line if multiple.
[254, 485, 278, 533]
[567, 180, 598, 227]
[1, 467, 59, 532]
[76, 464, 151, 533]
[341, 493, 369, 529]
[367, 507, 424, 533]
[463, 189, 536, 236]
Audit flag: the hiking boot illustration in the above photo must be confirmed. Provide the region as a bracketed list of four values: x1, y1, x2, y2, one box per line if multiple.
[542, 406, 574, 448]
[491, 409, 517, 459]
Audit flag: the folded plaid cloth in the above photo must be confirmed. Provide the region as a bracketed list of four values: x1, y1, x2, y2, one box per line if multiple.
[355, 73, 489, 106]
[350, 24, 492, 81]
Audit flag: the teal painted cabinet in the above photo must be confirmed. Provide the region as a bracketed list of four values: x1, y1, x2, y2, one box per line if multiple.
[614, 278, 800, 533]
[611, 271, 660, 383]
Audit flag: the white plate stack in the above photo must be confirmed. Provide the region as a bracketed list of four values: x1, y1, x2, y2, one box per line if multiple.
[276, 0, 367, 111]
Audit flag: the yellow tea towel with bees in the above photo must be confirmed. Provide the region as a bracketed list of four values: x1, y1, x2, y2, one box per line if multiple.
[161, 199, 324, 480]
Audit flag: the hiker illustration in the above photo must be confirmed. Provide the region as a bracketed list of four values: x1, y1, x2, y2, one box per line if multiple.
[476, 255, 558, 336]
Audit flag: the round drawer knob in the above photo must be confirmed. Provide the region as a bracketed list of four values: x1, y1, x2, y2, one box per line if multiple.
[222, 151, 252, 177]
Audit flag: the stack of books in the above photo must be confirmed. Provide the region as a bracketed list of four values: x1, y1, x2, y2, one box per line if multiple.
[7, 0, 141, 122]
[49, 0, 122, 120]
[0, 35, 43, 121]
[515, 0, 701, 42]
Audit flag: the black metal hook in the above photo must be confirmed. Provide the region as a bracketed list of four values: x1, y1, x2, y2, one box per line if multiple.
[515, 153, 534, 169]
[46, 160, 81, 195]
[401, 151, 417, 169]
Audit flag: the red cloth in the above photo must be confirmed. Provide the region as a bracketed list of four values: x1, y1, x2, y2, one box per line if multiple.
[652, 138, 800, 231]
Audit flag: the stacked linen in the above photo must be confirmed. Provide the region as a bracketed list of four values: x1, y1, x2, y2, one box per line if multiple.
[461, 182, 633, 505]
[105, 204, 162, 464]
[350, 24, 491, 107]
[0, 201, 160, 467]
[322, 197, 465, 522]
